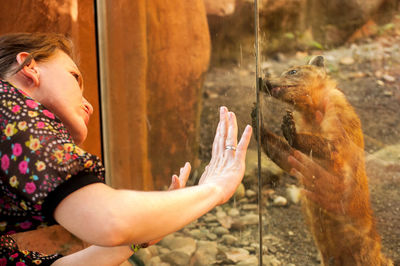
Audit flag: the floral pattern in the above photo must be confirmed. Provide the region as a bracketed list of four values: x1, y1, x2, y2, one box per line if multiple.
[0, 80, 105, 264]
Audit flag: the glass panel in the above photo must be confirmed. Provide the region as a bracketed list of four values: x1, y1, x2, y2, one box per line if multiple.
[98, 1, 262, 265]
[256, 1, 400, 265]
[141, 1, 264, 265]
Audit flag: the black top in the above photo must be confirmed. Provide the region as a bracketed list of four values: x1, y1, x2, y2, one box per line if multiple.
[0, 80, 105, 265]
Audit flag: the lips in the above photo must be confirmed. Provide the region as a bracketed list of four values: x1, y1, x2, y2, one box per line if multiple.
[82, 107, 90, 125]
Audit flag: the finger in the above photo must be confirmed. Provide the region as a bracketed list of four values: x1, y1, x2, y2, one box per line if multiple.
[210, 107, 227, 165]
[225, 112, 238, 156]
[169, 175, 180, 190]
[288, 153, 310, 177]
[178, 162, 191, 187]
[198, 165, 209, 184]
[289, 167, 305, 184]
[235, 125, 252, 161]
[218, 106, 229, 154]
[293, 150, 330, 181]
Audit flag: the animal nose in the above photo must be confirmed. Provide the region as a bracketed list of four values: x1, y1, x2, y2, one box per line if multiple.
[261, 78, 273, 94]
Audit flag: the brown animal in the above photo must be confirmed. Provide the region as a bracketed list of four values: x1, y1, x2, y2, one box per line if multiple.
[252, 56, 393, 266]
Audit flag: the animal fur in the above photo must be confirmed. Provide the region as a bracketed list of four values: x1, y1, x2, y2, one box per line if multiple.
[252, 56, 393, 266]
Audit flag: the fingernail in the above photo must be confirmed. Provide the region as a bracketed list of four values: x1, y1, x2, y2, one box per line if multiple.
[220, 106, 226, 114]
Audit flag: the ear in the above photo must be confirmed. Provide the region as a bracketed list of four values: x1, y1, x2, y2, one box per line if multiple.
[308, 55, 325, 68]
[15, 52, 40, 87]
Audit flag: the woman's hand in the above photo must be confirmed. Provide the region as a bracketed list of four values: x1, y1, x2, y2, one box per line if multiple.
[169, 162, 191, 190]
[288, 150, 350, 215]
[199, 106, 252, 205]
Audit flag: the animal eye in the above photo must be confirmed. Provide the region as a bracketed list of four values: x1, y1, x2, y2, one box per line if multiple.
[288, 70, 297, 75]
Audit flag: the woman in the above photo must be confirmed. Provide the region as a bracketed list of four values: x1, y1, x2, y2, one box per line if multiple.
[0, 33, 252, 265]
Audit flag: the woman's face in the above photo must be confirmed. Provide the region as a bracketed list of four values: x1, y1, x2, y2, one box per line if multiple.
[34, 50, 93, 145]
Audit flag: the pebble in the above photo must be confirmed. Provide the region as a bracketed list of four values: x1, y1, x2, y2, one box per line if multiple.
[376, 80, 385, 86]
[228, 208, 240, 217]
[221, 234, 238, 245]
[213, 226, 230, 236]
[234, 182, 246, 199]
[241, 203, 258, 210]
[286, 185, 301, 204]
[383, 74, 396, 82]
[273, 196, 288, 206]
[245, 189, 257, 197]
[339, 56, 355, 65]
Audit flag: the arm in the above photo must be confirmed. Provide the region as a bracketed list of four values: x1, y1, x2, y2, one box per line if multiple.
[52, 245, 133, 266]
[52, 162, 191, 266]
[54, 107, 252, 247]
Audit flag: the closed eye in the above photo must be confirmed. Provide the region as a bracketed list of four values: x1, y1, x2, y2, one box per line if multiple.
[71, 72, 79, 81]
[71, 72, 83, 89]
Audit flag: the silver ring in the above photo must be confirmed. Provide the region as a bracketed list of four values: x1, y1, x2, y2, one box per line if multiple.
[225, 145, 237, 151]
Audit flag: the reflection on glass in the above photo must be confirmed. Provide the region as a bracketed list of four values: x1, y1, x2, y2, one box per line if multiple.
[252, 2, 399, 265]
[256, 56, 393, 265]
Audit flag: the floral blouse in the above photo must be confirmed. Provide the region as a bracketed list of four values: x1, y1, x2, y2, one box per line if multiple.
[0, 80, 105, 265]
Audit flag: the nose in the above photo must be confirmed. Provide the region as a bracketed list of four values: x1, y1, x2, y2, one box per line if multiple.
[82, 98, 94, 115]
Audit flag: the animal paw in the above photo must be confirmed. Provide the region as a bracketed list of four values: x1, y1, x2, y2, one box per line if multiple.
[281, 110, 296, 146]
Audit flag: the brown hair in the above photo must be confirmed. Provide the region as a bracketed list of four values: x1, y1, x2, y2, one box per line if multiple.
[0, 32, 74, 79]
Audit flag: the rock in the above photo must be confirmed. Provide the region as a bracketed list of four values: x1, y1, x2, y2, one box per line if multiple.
[213, 226, 230, 236]
[383, 90, 393, 96]
[217, 215, 234, 229]
[216, 209, 227, 219]
[236, 256, 259, 266]
[158, 247, 171, 255]
[376, 80, 385, 86]
[203, 213, 218, 222]
[286, 185, 301, 204]
[225, 248, 252, 263]
[239, 213, 259, 225]
[245, 189, 257, 197]
[241, 204, 258, 211]
[221, 234, 238, 245]
[234, 182, 246, 199]
[262, 254, 282, 266]
[160, 250, 190, 266]
[383, 74, 396, 82]
[191, 241, 219, 266]
[272, 196, 288, 206]
[206, 232, 218, 241]
[134, 245, 159, 264]
[339, 56, 355, 65]
[264, 189, 276, 200]
[159, 235, 196, 257]
[147, 256, 170, 266]
[230, 219, 246, 231]
[245, 149, 284, 179]
[189, 229, 206, 239]
[367, 144, 400, 166]
[227, 208, 240, 217]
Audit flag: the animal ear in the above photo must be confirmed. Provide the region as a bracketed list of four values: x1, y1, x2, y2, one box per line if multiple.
[308, 56, 325, 68]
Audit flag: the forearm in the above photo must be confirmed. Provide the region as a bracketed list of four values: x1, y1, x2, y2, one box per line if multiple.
[113, 183, 222, 244]
[51, 245, 132, 266]
[55, 182, 222, 246]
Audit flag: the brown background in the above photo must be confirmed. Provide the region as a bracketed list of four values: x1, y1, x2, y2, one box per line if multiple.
[0, 0, 210, 256]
